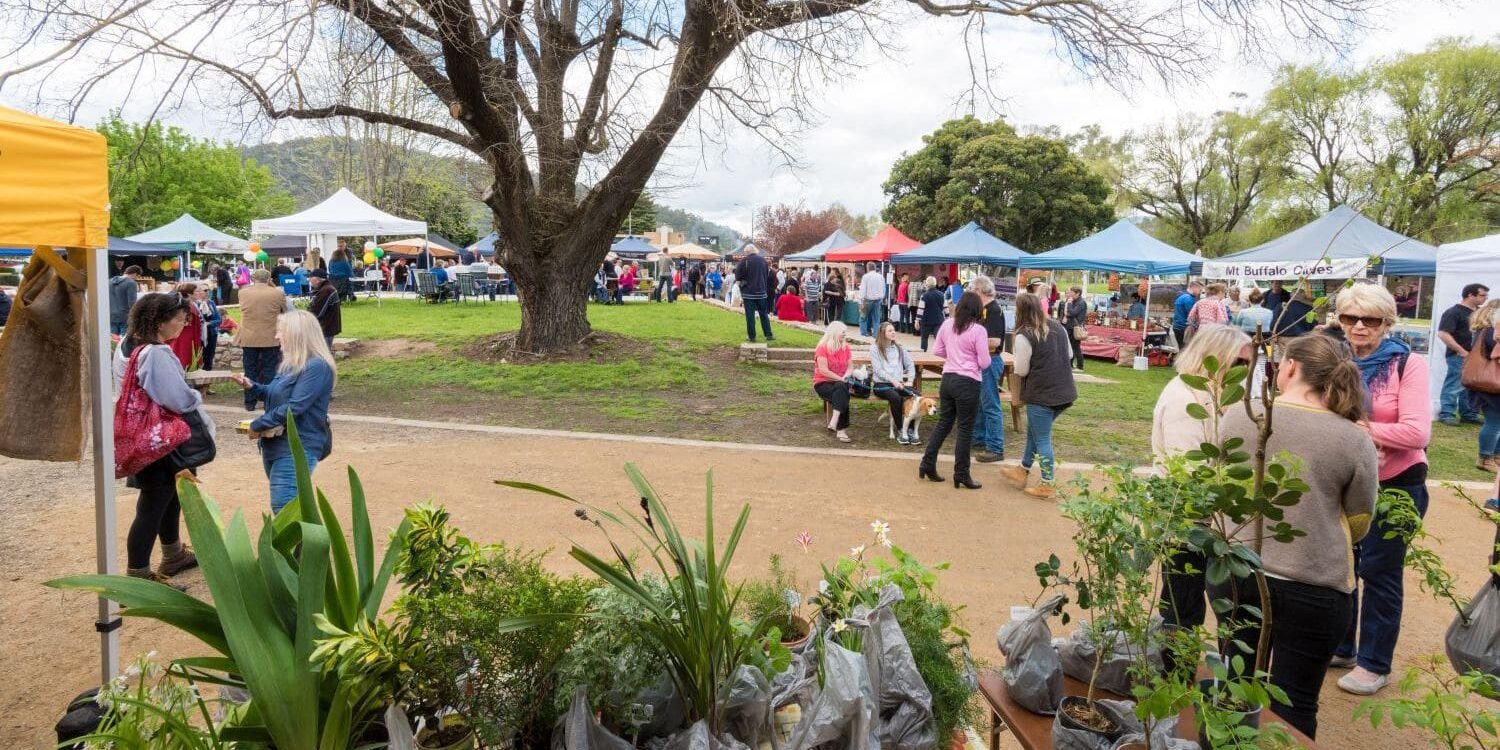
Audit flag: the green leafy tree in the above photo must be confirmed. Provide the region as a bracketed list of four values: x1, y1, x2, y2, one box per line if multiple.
[1263, 64, 1373, 212]
[100, 114, 294, 237]
[883, 116, 1114, 248]
[620, 192, 659, 236]
[403, 177, 480, 247]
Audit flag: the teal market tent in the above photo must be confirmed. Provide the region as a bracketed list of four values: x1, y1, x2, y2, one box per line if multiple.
[1021, 220, 1198, 275]
[1, 237, 185, 258]
[610, 235, 658, 259]
[896, 221, 1029, 267]
[125, 213, 247, 254]
[784, 229, 858, 262]
[1212, 205, 1436, 277]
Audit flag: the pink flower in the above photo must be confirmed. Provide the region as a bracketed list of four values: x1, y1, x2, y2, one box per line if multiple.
[794, 531, 814, 553]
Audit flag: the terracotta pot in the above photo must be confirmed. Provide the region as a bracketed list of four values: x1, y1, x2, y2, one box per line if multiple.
[781, 614, 813, 651]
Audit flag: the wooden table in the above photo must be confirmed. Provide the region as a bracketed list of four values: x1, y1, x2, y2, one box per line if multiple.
[977, 669, 1315, 750]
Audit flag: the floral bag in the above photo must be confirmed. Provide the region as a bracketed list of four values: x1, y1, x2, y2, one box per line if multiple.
[113, 346, 190, 478]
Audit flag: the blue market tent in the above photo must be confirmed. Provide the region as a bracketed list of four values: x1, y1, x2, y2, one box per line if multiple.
[0, 237, 185, 258]
[611, 235, 659, 259]
[1021, 220, 1198, 276]
[784, 229, 858, 262]
[468, 232, 499, 257]
[896, 221, 1029, 266]
[1214, 205, 1437, 277]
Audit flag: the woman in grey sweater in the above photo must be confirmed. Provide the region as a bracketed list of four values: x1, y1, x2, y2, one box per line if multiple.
[112, 293, 214, 586]
[1211, 333, 1378, 739]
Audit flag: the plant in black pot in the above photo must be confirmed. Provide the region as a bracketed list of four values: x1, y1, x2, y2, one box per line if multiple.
[740, 553, 811, 651]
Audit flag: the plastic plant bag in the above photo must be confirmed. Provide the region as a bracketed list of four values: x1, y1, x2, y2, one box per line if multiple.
[857, 584, 939, 750]
[659, 721, 752, 750]
[1052, 698, 1137, 750]
[1445, 575, 1500, 681]
[553, 686, 636, 750]
[636, 672, 689, 741]
[1058, 620, 1162, 697]
[783, 628, 880, 750]
[721, 665, 774, 748]
[1110, 713, 1199, 750]
[997, 594, 1067, 715]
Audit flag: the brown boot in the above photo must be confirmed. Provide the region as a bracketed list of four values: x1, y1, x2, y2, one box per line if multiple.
[1482, 456, 1500, 474]
[1024, 484, 1057, 499]
[128, 566, 188, 591]
[1000, 466, 1030, 487]
[157, 542, 198, 577]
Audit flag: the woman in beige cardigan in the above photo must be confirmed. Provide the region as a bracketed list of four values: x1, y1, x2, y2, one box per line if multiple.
[1150, 325, 1252, 633]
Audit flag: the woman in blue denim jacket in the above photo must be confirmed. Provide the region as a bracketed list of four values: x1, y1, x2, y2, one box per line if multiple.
[231, 310, 336, 512]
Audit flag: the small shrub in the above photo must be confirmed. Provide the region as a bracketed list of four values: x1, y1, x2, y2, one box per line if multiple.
[738, 554, 808, 643]
[552, 577, 672, 738]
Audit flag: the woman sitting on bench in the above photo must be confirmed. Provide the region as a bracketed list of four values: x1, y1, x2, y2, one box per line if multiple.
[813, 321, 854, 443]
[870, 322, 918, 444]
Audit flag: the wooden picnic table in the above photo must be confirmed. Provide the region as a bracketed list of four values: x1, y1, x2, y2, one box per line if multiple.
[847, 350, 1020, 429]
[977, 669, 1316, 750]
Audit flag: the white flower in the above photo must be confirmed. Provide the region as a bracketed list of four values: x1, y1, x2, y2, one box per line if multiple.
[871, 519, 893, 548]
[831, 619, 849, 634]
[818, 579, 830, 595]
[850, 544, 866, 557]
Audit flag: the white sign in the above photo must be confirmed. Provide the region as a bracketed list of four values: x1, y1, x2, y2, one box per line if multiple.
[1200, 257, 1371, 281]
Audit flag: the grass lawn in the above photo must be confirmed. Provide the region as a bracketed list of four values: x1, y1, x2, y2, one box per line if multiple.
[223, 298, 1491, 482]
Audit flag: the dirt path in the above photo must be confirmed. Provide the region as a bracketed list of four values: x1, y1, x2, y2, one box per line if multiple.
[2, 413, 1493, 748]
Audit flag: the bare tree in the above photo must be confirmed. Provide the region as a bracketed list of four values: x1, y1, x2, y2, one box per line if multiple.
[2, 0, 1377, 351]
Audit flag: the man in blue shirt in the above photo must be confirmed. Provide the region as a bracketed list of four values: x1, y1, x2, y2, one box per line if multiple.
[430, 262, 452, 301]
[1127, 292, 1146, 321]
[1172, 281, 1201, 349]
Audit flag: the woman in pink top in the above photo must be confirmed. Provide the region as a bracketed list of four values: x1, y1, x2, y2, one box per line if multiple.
[812, 321, 854, 443]
[918, 291, 991, 489]
[1187, 282, 1231, 335]
[1328, 283, 1431, 696]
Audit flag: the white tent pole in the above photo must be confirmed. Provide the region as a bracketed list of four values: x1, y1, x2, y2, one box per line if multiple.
[85, 244, 120, 683]
[1414, 277, 1424, 322]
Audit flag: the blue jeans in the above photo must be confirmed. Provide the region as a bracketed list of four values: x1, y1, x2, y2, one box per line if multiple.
[1022, 404, 1066, 482]
[111, 321, 128, 336]
[1481, 402, 1500, 456]
[743, 297, 772, 341]
[972, 358, 1005, 455]
[1440, 352, 1480, 421]
[264, 451, 319, 514]
[242, 346, 282, 409]
[860, 298, 884, 337]
[1336, 472, 1428, 675]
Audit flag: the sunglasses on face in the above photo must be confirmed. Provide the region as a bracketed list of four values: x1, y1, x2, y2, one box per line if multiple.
[1338, 313, 1388, 329]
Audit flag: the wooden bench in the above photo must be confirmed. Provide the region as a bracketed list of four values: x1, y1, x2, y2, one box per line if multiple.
[841, 350, 1021, 430]
[977, 669, 1316, 749]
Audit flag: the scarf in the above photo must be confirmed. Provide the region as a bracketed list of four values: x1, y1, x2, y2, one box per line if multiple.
[1354, 336, 1410, 396]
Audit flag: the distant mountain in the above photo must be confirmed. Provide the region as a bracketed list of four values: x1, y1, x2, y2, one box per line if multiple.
[246, 136, 741, 249]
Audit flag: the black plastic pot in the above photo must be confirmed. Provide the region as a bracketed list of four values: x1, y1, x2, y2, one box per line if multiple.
[1195, 678, 1263, 749]
[1055, 695, 1127, 745]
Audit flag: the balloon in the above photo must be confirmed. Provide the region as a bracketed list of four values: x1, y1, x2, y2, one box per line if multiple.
[191, 260, 203, 270]
[363, 240, 375, 252]
[256, 250, 269, 263]
[159, 260, 173, 272]
[363, 252, 376, 264]
[373, 248, 385, 259]
[244, 249, 257, 262]
[249, 242, 261, 253]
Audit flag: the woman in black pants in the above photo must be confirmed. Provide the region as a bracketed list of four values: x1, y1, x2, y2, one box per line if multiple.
[916, 276, 947, 352]
[812, 321, 854, 443]
[822, 270, 846, 325]
[111, 293, 213, 586]
[1062, 285, 1087, 371]
[917, 292, 990, 489]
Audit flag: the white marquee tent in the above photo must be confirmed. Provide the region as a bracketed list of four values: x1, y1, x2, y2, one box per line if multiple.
[1429, 233, 1500, 411]
[251, 188, 427, 258]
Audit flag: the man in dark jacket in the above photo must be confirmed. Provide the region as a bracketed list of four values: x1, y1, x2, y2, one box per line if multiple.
[0, 287, 11, 328]
[734, 245, 774, 342]
[308, 269, 342, 350]
[109, 266, 142, 335]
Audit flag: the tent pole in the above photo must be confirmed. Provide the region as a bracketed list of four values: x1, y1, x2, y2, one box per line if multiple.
[1145, 276, 1154, 355]
[1414, 277, 1424, 322]
[85, 243, 120, 684]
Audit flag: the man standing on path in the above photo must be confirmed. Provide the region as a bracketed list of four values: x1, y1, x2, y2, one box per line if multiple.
[308, 269, 342, 352]
[109, 265, 141, 335]
[735, 244, 774, 343]
[969, 275, 1007, 463]
[859, 262, 887, 337]
[236, 268, 288, 411]
[1172, 281, 1202, 349]
[802, 268, 823, 323]
[1437, 283, 1489, 426]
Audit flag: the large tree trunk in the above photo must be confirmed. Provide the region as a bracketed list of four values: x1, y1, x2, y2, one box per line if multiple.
[504, 235, 598, 353]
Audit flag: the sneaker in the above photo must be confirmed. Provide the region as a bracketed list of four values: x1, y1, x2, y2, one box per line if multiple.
[1440, 418, 1459, 427]
[1337, 667, 1389, 695]
[1329, 655, 1357, 669]
[1000, 466, 1030, 486]
[1462, 415, 1485, 424]
[907, 432, 922, 445]
[896, 432, 910, 446]
[975, 450, 1004, 463]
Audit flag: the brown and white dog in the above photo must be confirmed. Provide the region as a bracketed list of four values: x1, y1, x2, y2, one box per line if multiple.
[876, 392, 938, 442]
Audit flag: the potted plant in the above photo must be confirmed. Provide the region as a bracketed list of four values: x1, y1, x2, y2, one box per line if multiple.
[740, 553, 812, 650]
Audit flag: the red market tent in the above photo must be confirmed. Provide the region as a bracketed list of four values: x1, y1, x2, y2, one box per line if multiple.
[824, 224, 922, 262]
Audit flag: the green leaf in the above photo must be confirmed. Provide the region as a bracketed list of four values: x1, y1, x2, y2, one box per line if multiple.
[1185, 403, 1210, 420]
[349, 468, 375, 602]
[45, 575, 229, 656]
[316, 489, 360, 629]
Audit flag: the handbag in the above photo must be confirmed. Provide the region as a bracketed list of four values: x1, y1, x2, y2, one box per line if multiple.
[1460, 333, 1500, 394]
[169, 408, 217, 471]
[1072, 324, 1089, 341]
[114, 347, 191, 478]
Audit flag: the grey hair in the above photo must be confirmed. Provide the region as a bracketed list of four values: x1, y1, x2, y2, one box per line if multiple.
[968, 275, 996, 296]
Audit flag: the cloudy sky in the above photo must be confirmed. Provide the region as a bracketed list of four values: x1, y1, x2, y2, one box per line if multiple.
[666, 0, 1498, 233]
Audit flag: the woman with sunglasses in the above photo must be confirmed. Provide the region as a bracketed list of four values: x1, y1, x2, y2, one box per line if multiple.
[1326, 283, 1431, 696]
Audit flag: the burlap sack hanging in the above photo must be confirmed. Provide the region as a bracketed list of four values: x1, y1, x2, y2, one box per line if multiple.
[0, 248, 87, 461]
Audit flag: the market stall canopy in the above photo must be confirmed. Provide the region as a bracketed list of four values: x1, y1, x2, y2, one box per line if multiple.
[260, 235, 312, 258]
[611, 235, 659, 259]
[378, 236, 458, 258]
[1205, 205, 1437, 279]
[0, 237, 183, 258]
[126, 213, 247, 254]
[784, 229, 859, 262]
[824, 225, 921, 263]
[1021, 220, 1198, 275]
[468, 232, 499, 257]
[661, 243, 722, 261]
[1429, 232, 1500, 412]
[251, 187, 427, 235]
[0, 105, 109, 248]
[896, 222, 1029, 267]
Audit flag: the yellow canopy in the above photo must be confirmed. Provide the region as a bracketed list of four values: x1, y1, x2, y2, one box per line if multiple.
[0, 106, 109, 248]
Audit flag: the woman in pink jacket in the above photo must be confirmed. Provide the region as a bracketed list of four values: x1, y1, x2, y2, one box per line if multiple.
[1327, 283, 1431, 696]
[917, 291, 991, 490]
